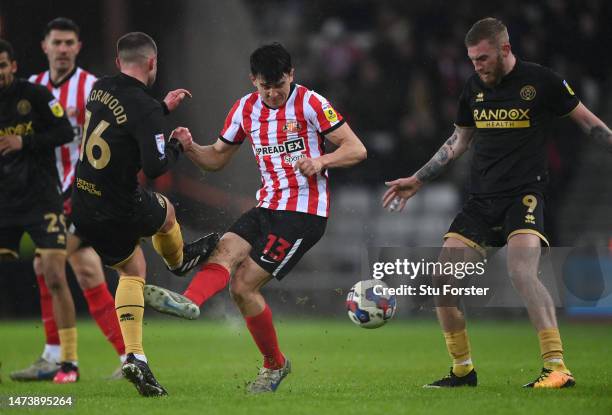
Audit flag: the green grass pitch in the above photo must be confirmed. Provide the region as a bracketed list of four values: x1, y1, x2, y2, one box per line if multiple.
[1, 318, 611, 414]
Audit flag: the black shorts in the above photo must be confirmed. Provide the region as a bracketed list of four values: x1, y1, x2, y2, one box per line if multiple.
[72, 189, 167, 267]
[62, 187, 89, 248]
[445, 188, 548, 256]
[0, 209, 67, 259]
[228, 208, 327, 280]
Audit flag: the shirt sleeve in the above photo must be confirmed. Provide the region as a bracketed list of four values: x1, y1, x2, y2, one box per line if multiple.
[21, 84, 74, 152]
[541, 68, 580, 116]
[455, 81, 475, 127]
[132, 106, 181, 179]
[305, 91, 345, 135]
[219, 98, 246, 145]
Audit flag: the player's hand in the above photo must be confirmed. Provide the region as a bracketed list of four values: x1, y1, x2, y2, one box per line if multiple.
[164, 88, 192, 112]
[170, 127, 193, 151]
[0, 134, 23, 155]
[295, 157, 323, 177]
[382, 176, 423, 212]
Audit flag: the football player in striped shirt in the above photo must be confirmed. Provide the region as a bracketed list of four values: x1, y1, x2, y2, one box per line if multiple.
[144, 43, 367, 393]
[11, 18, 125, 383]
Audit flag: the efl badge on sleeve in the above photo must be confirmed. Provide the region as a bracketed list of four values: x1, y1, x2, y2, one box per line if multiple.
[48, 99, 65, 118]
[563, 80, 575, 96]
[322, 102, 338, 123]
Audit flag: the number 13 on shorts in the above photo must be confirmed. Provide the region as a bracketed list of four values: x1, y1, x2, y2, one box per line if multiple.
[263, 234, 292, 261]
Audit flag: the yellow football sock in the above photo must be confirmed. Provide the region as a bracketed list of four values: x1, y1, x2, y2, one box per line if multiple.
[538, 328, 569, 372]
[115, 276, 145, 355]
[58, 327, 78, 363]
[444, 329, 474, 377]
[152, 221, 183, 269]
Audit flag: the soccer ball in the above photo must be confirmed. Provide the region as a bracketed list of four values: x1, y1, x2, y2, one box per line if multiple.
[346, 280, 397, 329]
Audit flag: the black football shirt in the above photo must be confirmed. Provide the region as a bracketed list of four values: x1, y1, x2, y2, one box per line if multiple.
[0, 79, 73, 225]
[455, 59, 579, 195]
[72, 73, 181, 222]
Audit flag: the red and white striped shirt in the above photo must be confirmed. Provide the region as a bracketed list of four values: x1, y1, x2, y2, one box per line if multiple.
[220, 84, 344, 218]
[29, 67, 97, 193]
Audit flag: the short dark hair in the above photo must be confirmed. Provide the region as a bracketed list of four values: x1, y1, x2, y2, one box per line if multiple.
[465, 17, 509, 47]
[117, 32, 157, 63]
[0, 39, 15, 61]
[44, 17, 80, 39]
[250, 43, 292, 83]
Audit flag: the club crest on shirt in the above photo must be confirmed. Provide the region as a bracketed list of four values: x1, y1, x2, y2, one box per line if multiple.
[520, 85, 536, 101]
[155, 133, 166, 158]
[17, 99, 31, 115]
[283, 120, 302, 133]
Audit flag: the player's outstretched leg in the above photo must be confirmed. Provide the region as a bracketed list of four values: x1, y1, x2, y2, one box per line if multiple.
[143, 285, 200, 320]
[151, 194, 219, 277]
[169, 232, 219, 276]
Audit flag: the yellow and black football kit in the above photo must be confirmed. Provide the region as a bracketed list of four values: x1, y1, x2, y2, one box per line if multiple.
[0, 79, 73, 257]
[446, 59, 580, 252]
[71, 73, 182, 266]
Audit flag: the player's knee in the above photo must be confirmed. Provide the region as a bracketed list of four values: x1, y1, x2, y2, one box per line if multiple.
[507, 262, 535, 287]
[43, 271, 68, 292]
[73, 264, 103, 289]
[40, 257, 67, 291]
[229, 279, 253, 304]
[229, 281, 244, 302]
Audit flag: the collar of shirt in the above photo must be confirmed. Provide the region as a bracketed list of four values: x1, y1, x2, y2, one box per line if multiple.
[261, 82, 297, 110]
[117, 72, 148, 90]
[49, 66, 78, 89]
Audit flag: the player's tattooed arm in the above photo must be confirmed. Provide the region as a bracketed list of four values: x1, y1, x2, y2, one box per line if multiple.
[415, 127, 474, 183]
